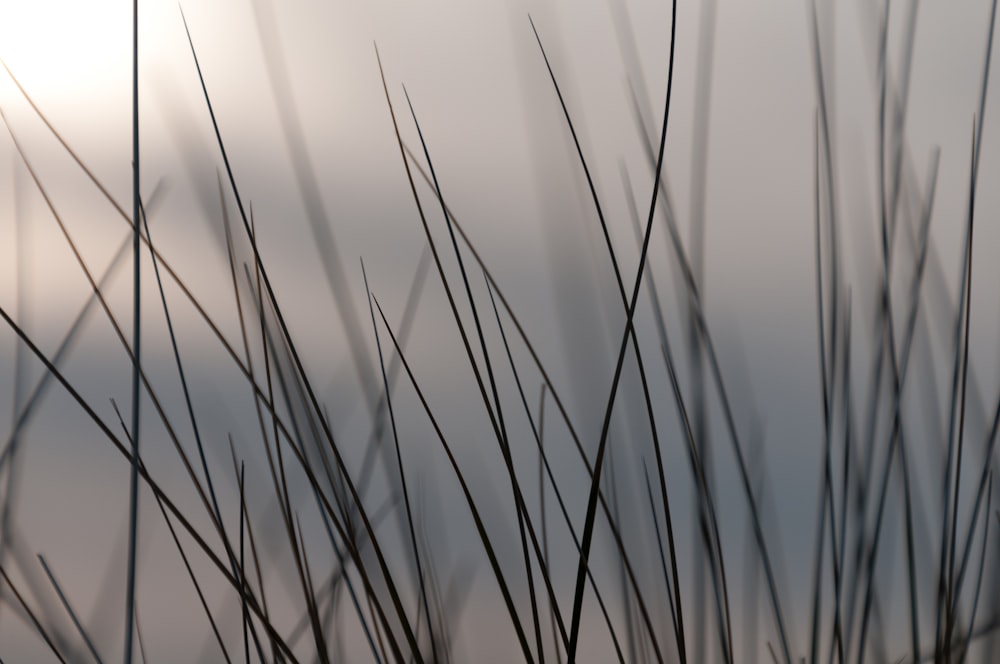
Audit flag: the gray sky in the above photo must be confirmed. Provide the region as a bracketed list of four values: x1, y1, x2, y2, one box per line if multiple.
[1, 0, 999, 660]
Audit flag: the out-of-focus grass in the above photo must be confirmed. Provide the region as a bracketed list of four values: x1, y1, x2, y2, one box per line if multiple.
[0, 0, 999, 662]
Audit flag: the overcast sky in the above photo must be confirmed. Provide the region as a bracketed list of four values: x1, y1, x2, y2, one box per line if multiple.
[0, 0, 999, 660]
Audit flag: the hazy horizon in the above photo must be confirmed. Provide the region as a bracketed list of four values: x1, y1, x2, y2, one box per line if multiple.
[0, 0, 999, 661]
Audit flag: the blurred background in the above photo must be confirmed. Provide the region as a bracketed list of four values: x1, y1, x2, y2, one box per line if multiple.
[0, 0, 998, 661]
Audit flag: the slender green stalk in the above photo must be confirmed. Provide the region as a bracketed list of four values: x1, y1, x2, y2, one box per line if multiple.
[38, 556, 105, 664]
[123, 0, 142, 659]
[563, 0, 678, 657]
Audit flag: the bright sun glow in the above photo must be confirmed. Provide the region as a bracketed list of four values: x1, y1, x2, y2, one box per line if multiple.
[0, 0, 173, 105]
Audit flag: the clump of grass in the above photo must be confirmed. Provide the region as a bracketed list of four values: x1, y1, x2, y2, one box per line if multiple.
[0, 0, 998, 662]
